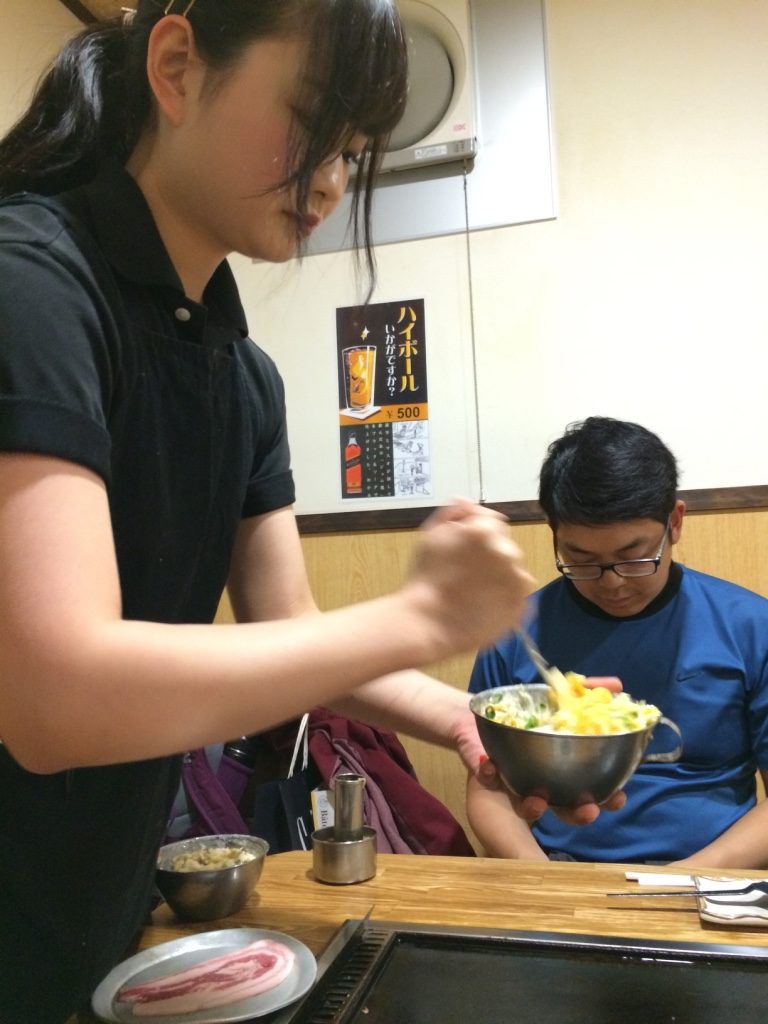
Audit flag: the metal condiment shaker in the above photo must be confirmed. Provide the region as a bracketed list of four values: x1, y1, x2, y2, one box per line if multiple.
[312, 773, 377, 884]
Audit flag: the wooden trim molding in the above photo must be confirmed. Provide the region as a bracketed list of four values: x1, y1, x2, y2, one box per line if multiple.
[296, 484, 768, 535]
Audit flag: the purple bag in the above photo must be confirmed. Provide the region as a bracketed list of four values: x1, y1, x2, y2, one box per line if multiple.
[165, 720, 312, 845]
[166, 742, 254, 841]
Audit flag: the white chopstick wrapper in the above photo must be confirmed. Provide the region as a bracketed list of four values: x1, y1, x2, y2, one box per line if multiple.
[695, 876, 768, 928]
[624, 871, 695, 886]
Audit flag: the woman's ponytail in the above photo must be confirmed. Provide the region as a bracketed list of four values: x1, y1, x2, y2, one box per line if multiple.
[0, 20, 149, 198]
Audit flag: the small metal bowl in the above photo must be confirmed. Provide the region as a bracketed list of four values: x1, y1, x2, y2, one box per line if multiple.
[470, 684, 681, 807]
[155, 834, 269, 921]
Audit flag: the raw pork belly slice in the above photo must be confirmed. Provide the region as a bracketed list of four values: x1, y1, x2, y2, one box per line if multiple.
[117, 938, 295, 1016]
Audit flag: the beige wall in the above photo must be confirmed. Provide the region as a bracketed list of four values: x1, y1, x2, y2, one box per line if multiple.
[235, 0, 768, 510]
[6, 2, 766, 502]
[0, 0, 78, 134]
[471, 0, 768, 500]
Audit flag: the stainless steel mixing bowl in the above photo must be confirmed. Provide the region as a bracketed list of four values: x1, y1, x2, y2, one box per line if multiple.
[470, 684, 681, 807]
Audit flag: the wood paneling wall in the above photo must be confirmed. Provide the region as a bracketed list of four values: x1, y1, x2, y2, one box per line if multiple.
[217, 507, 768, 848]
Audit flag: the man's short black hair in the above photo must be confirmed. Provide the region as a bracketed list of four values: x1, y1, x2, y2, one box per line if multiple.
[538, 417, 678, 528]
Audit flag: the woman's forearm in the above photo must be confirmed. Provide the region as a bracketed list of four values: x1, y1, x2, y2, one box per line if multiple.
[330, 669, 471, 749]
[1, 594, 468, 773]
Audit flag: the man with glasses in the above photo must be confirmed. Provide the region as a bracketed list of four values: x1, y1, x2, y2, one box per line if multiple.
[468, 417, 768, 867]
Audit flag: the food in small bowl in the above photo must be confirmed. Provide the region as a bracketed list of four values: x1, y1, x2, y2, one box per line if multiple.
[155, 834, 269, 922]
[470, 680, 681, 807]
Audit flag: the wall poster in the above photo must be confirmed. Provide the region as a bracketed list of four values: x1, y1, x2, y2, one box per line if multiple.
[337, 299, 431, 500]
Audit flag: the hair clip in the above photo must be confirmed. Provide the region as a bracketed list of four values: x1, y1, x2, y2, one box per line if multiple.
[164, 0, 198, 14]
[120, 6, 136, 25]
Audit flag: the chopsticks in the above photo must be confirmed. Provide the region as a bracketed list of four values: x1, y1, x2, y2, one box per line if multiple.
[608, 880, 768, 899]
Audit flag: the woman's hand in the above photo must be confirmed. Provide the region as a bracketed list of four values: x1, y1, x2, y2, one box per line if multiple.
[403, 500, 536, 659]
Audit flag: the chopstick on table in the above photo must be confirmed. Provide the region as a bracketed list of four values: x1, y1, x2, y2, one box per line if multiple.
[608, 880, 768, 899]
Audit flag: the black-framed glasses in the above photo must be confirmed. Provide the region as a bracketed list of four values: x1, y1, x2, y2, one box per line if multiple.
[555, 520, 671, 581]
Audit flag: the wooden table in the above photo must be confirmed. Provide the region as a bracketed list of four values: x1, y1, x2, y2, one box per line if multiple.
[140, 852, 768, 955]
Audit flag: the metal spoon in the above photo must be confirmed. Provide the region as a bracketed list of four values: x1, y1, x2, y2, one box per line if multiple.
[517, 628, 571, 700]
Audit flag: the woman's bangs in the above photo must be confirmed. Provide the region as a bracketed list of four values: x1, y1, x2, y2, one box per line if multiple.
[305, 0, 408, 154]
[286, 1, 409, 290]
[338, 7, 408, 139]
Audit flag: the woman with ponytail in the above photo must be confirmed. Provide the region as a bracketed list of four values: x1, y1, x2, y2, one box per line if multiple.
[0, 3, 539, 1019]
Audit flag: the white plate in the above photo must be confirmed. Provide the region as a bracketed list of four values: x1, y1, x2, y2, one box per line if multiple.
[91, 928, 317, 1023]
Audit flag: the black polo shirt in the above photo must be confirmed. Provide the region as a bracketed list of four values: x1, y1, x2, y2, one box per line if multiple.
[0, 165, 295, 1021]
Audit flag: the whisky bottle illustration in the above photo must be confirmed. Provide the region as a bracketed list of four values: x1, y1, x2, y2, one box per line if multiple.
[344, 432, 363, 495]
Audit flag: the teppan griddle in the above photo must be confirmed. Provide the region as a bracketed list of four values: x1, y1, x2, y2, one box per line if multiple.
[268, 917, 768, 1023]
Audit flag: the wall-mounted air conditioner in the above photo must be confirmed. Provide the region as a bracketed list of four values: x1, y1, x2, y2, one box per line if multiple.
[381, 0, 478, 173]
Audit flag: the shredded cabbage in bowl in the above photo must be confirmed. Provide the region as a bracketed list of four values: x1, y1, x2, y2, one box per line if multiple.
[481, 673, 661, 735]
